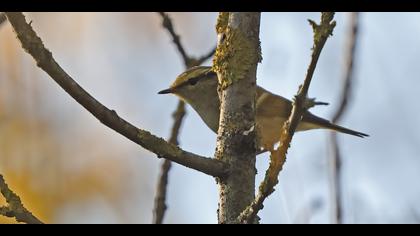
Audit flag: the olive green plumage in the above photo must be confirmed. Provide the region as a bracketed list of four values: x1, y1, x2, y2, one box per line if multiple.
[159, 66, 368, 150]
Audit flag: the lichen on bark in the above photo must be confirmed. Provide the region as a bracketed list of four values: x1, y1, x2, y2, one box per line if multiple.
[213, 13, 262, 89]
[215, 12, 229, 34]
[213, 12, 261, 224]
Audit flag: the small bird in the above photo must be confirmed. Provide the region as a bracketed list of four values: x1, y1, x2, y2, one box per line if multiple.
[158, 66, 368, 150]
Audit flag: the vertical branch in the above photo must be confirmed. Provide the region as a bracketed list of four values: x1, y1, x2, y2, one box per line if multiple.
[329, 12, 360, 224]
[153, 12, 188, 224]
[153, 12, 216, 224]
[214, 12, 262, 224]
[153, 101, 185, 224]
[238, 12, 336, 224]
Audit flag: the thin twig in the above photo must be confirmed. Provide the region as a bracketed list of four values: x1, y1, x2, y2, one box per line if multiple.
[0, 174, 43, 224]
[158, 12, 190, 65]
[168, 101, 187, 146]
[238, 12, 336, 224]
[332, 13, 359, 124]
[329, 12, 360, 224]
[153, 159, 172, 224]
[5, 12, 228, 178]
[154, 12, 190, 224]
[157, 12, 216, 67]
[153, 13, 216, 224]
[153, 100, 185, 224]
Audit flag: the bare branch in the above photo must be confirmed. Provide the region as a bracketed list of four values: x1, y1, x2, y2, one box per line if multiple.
[332, 13, 359, 124]
[158, 12, 216, 68]
[5, 12, 228, 178]
[329, 134, 341, 223]
[153, 13, 217, 223]
[153, 12, 191, 224]
[153, 100, 186, 224]
[168, 101, 187, 146]
[238, 12, 336, 224]
[153, 159, 172, 224]
[329, 12, 360, 224]
[0, 174, 43, 224]
[158, 12, 190, 66]
[214, 12, 261, 224]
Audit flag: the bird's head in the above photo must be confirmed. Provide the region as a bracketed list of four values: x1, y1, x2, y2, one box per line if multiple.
[158, 66, 218, 105]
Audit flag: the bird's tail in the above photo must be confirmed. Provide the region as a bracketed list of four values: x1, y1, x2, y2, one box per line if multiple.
[303, 112, 369, 138]
[324, 122, 369, 138]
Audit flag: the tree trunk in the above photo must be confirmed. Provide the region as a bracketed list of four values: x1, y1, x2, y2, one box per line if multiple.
[213, 12, 261, 224]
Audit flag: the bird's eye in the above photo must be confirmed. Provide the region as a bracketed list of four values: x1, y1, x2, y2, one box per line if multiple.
[188, 77, 199, 85]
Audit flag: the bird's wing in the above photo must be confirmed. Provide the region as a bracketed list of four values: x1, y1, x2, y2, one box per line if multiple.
[256, 86, 368, 138]
[256, 86, 292, 118]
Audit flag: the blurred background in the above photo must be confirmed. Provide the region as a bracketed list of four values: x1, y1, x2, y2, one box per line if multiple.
[0, 12, 419, 224]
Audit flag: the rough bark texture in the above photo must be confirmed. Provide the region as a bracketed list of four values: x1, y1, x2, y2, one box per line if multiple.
[213, 12, 261, 224]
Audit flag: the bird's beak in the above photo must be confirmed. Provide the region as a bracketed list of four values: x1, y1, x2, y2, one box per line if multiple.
[158, 88, 173, 94]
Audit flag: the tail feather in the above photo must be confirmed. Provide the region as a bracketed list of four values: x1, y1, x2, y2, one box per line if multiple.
[303, 112, 369, 138]
[324, 122, 369, 138]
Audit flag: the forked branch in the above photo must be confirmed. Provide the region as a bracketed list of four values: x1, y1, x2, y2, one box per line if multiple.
[153, 12, 216, 224]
